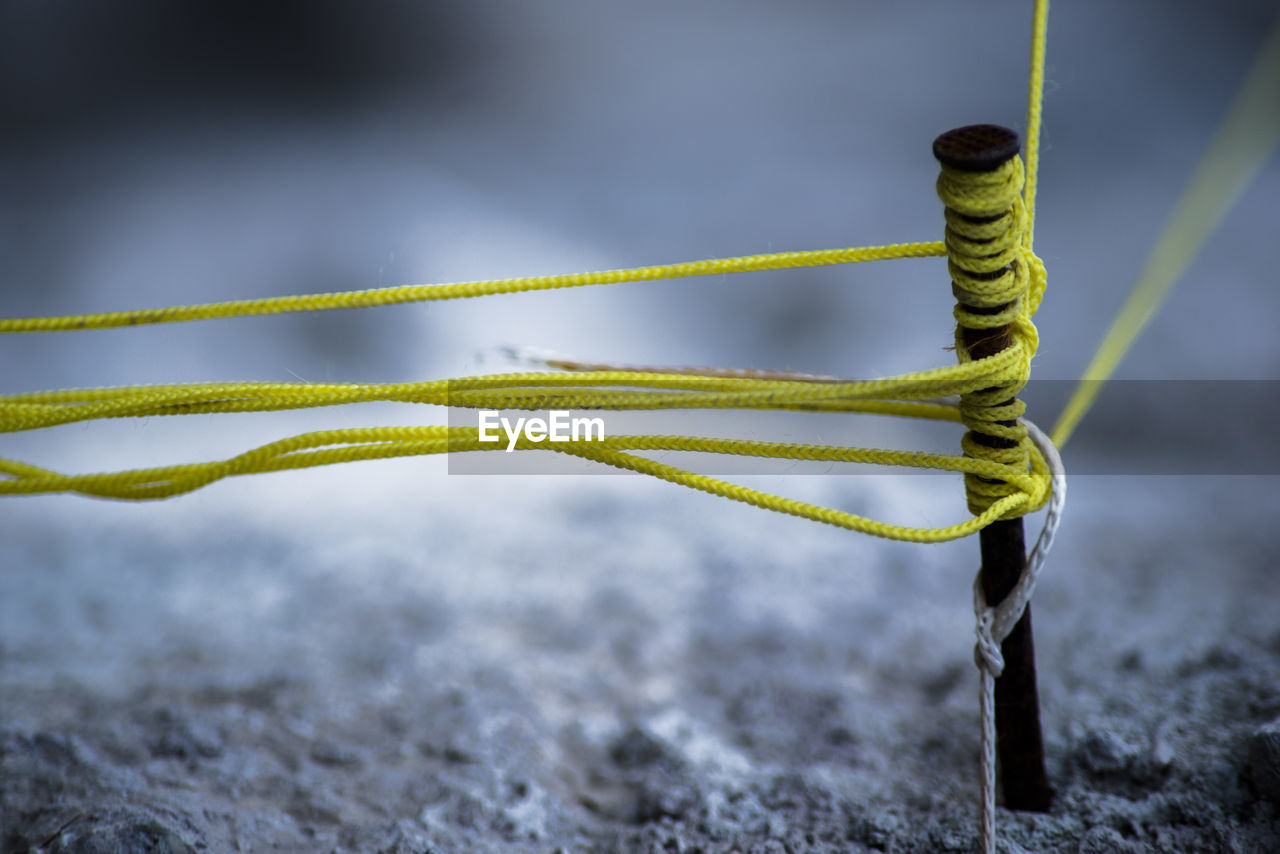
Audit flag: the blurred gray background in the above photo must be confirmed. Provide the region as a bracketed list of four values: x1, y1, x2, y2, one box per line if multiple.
[2, 0, 1277, 484]
[1, 0, 1277, 639]
[2, 3, 1280, 851]
[2, 0, 1278, 661]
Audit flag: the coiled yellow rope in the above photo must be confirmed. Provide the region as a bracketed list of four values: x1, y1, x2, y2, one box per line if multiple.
[22, 0, 1258, 549]
[1, 7, 1266, 542]
[937, 155, 1042, 516]
[5, 3, 1278, 850]
[0, 425, 1049, 541]
[0, 196, 1051, 540]
[0, 349, 1052, 541]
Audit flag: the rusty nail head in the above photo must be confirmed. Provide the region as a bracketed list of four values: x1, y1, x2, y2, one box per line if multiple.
[933, 124, 1021, 171]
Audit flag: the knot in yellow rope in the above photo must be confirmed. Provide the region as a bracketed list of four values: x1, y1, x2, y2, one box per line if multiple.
[937, 154, 1042, 518]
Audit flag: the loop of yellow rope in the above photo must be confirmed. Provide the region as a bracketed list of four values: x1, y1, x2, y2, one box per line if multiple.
[0, 348, 1053, 541]
[937, 156, 1044, 517]
[0, 0, 1266, 545]
[0, 0, 1112, 545]
[0, 425, 1052, 543]
[0, 355, 1021, 433]
[0, 235, 1049, 540]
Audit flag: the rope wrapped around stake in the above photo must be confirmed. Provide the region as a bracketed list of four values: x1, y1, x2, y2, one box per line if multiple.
[935, 123, 1057, 850]
[934, 128, 1040, 518]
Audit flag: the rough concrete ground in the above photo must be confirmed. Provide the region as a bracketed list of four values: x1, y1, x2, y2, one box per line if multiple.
[2, 473, 1278, 853]
[2, 2, 1279, 851]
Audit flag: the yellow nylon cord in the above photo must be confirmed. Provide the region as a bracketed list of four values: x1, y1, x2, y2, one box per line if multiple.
[18, 0, 1235, 544]
[0, 5, 1064, 542]
[937, 154, 1041, 517]
[1051, 14, 1280, 448]
[0, 359, 1018, 433]
[10, 1, 1262, 527]
[0, 425, 1050, 543]
[0, 243, 942, 333]
[1022, 0, 1049, 250]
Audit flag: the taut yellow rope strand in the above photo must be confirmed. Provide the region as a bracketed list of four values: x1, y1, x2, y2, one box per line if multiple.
[1051, 14, 1280, 448]
[0, 244, 942, 334]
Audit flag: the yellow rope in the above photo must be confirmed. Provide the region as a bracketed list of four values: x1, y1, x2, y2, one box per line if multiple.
[0, 243, 942, 333]
[0, 2, 1067, 543]
[0, 425, 1050, 543]
[0, 360, 1020, 433]
[1021, 0, 1049, 250]
[0, 354, 1054, 541]
[937, 155, 1041, 516]
[1051, 14, 1280, 448]
[26, 0, 1266, 544]
[3, 2, 1266, 530]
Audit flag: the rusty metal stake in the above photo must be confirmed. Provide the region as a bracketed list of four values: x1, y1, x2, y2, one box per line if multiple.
[934, 124, 1054, 812]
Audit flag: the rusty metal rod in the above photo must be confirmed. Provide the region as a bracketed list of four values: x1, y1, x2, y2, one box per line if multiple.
[934, 124, 1054, 812]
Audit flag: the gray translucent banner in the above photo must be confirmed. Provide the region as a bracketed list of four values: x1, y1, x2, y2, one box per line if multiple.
[444, 380, 1279, 476]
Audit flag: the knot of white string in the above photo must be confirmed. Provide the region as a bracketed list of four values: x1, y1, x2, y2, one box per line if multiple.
[973, 418, 1065, 854]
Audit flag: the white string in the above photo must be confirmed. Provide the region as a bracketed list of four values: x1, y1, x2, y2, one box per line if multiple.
[456, 347, 1067, 853]
[974, 418, 1066, 854]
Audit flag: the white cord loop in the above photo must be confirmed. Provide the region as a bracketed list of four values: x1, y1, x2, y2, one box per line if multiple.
[974, 418, 1065, 854]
